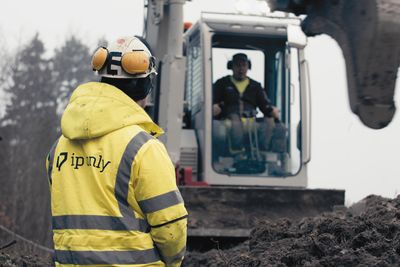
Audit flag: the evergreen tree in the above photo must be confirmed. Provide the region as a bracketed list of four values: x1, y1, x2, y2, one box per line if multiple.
[0, 30, 13, 119]
[0, 34, 57, 245]
[52, 36, 96, 115]
[0, 31, 13, 223]
[0, 34, 104, 246]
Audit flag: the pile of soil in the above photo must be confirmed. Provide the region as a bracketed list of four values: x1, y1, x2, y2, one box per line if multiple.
[183, 195, 400, 267]
[1, 195, 399, 266]
[0, 252, 52, 267]
[0, 225, 53, 267]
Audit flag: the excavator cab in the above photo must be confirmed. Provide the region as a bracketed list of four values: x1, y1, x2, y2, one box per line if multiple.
[182, 13, 308, 187]
[146, 9, 343, 246]
[211, 37, 298, 177]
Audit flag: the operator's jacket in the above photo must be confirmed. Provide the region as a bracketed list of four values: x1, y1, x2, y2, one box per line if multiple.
[46, 82, 188, 267]
[213, 75, 274, 119]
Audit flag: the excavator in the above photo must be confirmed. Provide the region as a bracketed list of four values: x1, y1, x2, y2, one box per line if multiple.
[142, 0, 399, 248]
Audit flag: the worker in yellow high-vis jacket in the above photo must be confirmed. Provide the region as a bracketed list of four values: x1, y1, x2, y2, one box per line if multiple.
[46, 36, 188, 267]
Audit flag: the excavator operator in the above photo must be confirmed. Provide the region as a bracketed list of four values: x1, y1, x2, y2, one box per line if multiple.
[213, 53, 280, 153]
[46, 36, 188, 267]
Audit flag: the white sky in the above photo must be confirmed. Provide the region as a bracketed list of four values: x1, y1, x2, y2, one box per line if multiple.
[1, 0, 399, 204]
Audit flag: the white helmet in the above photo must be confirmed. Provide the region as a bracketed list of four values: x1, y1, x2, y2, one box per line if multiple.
[91, 36, 157, 79]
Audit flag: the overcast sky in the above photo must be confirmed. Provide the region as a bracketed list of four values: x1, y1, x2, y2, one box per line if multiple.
[1, 0, 399, 203]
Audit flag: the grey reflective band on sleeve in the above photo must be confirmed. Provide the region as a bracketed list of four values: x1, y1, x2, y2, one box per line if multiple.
[161, 246, 186, 264]
[139, 190, 184, 214]
[55, 248, 160, 265]
[52, 215, 149, 232]
[115, 131, 154, 218]
[47, 138, 60, 185]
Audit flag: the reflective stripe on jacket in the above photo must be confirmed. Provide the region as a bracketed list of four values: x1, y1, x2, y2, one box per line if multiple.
[46, 82, 188, 267]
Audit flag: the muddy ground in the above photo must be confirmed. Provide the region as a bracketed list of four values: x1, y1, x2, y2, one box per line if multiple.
[0, 224, 53, 267]
[183, 195, 400, 267]
[0, 253, 52, 267]
[1, 194, 399, 266]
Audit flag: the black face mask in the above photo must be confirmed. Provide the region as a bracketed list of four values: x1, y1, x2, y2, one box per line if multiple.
[100, 76, 153, 101]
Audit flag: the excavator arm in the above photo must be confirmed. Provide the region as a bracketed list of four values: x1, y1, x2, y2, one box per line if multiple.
[267, 0, 400, 129]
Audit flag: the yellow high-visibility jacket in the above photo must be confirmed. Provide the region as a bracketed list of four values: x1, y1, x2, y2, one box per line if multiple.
[46, 82, 188, 267]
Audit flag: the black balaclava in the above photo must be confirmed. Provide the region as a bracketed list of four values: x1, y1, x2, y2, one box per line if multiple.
[100, 76, 152, 101]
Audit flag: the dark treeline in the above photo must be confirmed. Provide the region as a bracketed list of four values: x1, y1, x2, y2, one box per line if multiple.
[0, 34, 99, 246]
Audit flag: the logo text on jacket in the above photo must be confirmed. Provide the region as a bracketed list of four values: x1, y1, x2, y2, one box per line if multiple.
[56, 152, 111, 173]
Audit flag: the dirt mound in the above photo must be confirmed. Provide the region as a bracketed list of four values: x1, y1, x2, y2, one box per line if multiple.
[0, 252, 52, 267]
[183, 195, 400, 267]
[0, 225, 53, 267]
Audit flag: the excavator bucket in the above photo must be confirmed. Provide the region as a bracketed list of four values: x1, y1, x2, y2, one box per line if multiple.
[180, 186, 344, 249]
[267, 0, 400, 129]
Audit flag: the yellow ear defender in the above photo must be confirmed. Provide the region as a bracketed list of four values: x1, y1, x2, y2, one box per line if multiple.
[92, 48, 152, 75]
[121, 51, 150, 74]
[91, 47, 108, 71]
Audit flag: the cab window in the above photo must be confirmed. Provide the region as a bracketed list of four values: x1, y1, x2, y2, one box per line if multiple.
[211, 34, 301, 177]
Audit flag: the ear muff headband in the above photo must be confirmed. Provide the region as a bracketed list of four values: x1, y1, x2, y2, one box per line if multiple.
[121, 50, 151, 74]
[92, 47, 109, 71]
[227, 59, 252, 70]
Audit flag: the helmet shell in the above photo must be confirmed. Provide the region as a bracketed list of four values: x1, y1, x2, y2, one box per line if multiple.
[95, 36, 157, 79]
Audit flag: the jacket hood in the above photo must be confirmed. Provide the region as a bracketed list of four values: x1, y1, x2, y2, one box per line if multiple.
[61, 82, 163, 140]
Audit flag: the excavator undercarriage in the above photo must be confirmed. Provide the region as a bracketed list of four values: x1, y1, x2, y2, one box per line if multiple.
[181, 185, 344, 249]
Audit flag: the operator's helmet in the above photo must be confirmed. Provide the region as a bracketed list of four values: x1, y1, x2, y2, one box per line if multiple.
[91, 36, 157, 79]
